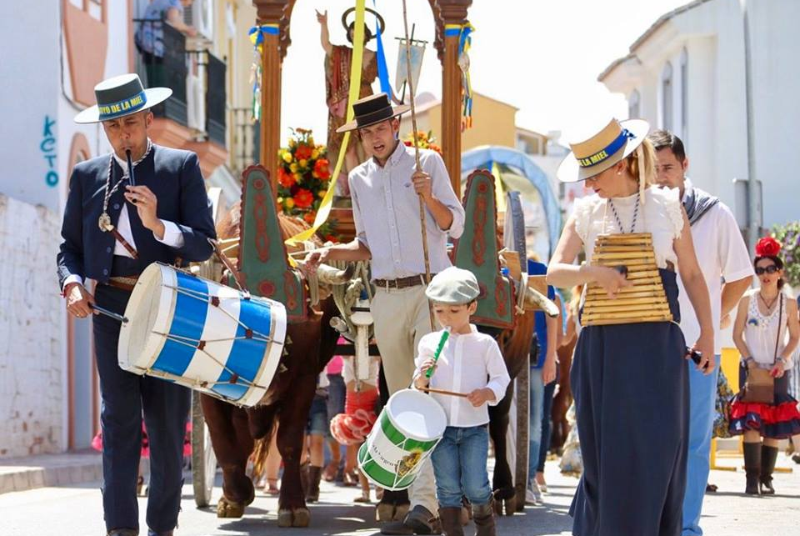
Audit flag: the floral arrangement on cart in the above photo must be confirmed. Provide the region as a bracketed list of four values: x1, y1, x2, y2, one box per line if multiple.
[276, 128, 338, 241]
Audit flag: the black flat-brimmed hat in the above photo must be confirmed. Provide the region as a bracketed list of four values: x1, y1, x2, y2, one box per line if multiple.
[74, 73, 172, 124]
[336, 93, 411, 133]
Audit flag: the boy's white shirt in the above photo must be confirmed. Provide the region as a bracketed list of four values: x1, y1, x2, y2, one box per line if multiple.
[413, 325, 511, 427]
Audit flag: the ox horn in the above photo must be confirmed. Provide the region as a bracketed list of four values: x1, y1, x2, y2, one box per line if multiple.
[302, 262, 356, 286]
[524, 286, 560, 318]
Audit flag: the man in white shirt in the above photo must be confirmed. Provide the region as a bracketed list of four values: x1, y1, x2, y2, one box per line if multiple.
[305, 93, 465, 535]
[650, 130, 753, 536]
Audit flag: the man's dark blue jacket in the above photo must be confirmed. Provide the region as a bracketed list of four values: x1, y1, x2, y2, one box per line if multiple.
[57, 145, 216, 289]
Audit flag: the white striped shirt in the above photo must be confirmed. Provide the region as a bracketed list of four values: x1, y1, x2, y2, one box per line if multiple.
[348, 142, 465, 281]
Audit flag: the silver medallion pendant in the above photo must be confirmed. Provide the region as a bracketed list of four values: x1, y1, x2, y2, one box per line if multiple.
[98, 212, 112, 232]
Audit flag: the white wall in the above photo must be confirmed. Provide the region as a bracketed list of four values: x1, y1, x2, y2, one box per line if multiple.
[0, 195, 64, 458]
[0, 3, 61, 211]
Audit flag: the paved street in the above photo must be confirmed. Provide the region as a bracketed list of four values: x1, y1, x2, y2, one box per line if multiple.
[1, 454, 797, 536]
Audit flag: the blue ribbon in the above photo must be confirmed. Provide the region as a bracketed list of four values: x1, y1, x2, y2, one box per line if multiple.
[373, 0, 392, 96]
[577, 129, 635, 168]
[98, 91, 148, 121]
[458, 25, 473, 54]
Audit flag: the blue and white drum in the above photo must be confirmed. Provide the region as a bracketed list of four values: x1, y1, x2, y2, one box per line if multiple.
[118, 263, 287, 407]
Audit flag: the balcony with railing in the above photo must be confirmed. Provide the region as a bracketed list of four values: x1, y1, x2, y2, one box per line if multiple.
[132, 18, 228, 176]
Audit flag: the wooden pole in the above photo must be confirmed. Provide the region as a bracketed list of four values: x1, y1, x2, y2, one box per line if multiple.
[256, 19, 282, 205]
[401, 0, 435, 331]
[441, 22, 462, 195]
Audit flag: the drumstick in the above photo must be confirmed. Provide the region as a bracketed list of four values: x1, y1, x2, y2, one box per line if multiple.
[420, 387, 468, 398]
[92, 305, 129, 324]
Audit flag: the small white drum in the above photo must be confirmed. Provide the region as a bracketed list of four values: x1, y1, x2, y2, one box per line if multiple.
[118, 263, 286, 407]
[358, 389, 447, 491]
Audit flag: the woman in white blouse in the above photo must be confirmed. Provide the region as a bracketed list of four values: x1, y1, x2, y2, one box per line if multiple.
[730, 236, 800, 495]
[547, 118, 713, 536]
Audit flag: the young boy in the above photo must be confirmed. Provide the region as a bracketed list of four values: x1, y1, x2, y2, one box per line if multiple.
[413, 267, 510, 536]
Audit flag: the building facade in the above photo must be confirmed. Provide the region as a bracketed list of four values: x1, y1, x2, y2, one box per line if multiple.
[0, 0, 258, 459]
[599, 0, 800, 234]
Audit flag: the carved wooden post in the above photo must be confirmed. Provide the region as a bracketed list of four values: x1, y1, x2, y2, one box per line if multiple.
[253, 0, 289, 201]
[438, 1, 471, 195]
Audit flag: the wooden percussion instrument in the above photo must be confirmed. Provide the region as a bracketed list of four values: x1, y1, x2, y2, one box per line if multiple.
[582, 233, 673, 326]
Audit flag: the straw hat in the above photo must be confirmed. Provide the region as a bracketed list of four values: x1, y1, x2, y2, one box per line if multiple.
[557, 118, 650, 183]
[74, 73, 172, 124]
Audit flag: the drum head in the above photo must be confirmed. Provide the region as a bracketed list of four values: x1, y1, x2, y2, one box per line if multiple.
[386, 389, 448, 442]
[118, 264, 176, 373]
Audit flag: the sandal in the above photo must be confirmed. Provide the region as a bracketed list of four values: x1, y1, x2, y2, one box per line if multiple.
[343, 470, 359, 487]
[323, 460, 339, 482]
[266, 477, 280, 496]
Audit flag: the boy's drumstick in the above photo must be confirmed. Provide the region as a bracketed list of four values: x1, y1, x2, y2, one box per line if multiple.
[420, 387, 468, 398]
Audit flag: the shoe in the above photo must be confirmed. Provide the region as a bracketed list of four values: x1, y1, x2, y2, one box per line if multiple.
[705, 483, 718, 493]
[438, 507, 463, 536]
[108, 530, 138, 536]
[743, 442, 761, 496]
[793, 453, 800, 465]
[306, 465, 322, 503]
[760, 445, 779, 495]
[343, 469, 359, 487]
[472, 501, 497, 536]
[323, 459, 339, 482]
[147, 531, 173, 536]
[265, 477, 279, 496]
[403, 505, 442, 535]
[525, 479, 543, 505]
[535, 472, 548, 493]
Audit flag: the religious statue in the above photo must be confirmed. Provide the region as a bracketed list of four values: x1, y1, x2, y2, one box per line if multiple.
[316, 8, 383, 200]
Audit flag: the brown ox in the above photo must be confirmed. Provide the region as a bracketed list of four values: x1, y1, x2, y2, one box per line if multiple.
[200, 203, 340, 528]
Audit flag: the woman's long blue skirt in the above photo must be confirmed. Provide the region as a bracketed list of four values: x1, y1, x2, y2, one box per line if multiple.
[570, 270, 688, 536]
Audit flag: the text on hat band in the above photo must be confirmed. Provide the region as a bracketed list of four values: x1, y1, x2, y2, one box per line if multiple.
[98, 91, 148, 121]
[577, 128, 635, 168]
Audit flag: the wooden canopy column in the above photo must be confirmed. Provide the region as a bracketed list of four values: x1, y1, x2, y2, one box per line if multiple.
[253, 0, 289, 200]
[436, 0, 472, 195]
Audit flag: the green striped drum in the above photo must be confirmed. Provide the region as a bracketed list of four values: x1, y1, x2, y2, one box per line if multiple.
[358, 389, 447, 491]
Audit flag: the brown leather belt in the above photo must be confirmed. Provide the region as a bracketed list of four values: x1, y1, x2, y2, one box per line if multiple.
[374, 274, 433, 290]
[106, 275, 140, 292]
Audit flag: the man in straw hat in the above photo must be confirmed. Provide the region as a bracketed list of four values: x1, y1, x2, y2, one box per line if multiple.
[58, 73, 216, 536]
[649, 129, 752, 536]
[548, 117, 714, 536]
[304, 92, 465, 535]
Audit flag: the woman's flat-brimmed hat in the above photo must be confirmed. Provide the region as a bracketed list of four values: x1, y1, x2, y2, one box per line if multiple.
[74, 73, 172, 124]
[336, 93, 411, 133]
[557, 118, 650, 183]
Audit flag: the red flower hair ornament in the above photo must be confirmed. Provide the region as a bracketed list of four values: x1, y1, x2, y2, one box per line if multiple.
[755, 236, 782, 258]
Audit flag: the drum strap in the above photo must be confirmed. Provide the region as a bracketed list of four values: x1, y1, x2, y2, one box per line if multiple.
[208, 238, 249, 297]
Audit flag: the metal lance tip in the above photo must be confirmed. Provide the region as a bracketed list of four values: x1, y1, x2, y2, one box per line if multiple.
[125, 149, 136, 187]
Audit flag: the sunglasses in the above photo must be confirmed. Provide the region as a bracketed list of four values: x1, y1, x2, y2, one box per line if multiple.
[755, 265, 779, 275]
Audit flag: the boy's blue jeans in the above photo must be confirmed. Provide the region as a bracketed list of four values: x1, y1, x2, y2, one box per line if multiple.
[431, 425, 493, 508]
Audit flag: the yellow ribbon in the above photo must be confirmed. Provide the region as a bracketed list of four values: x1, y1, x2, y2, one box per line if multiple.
[492, 161, 506, 213]
[285, 0, 367, 247]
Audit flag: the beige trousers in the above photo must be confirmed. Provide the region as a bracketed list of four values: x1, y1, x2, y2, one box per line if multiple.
[371, 285, 439, 514]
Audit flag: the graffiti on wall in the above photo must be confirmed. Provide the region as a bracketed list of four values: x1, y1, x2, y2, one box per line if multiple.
[41, 116, 57, 187]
